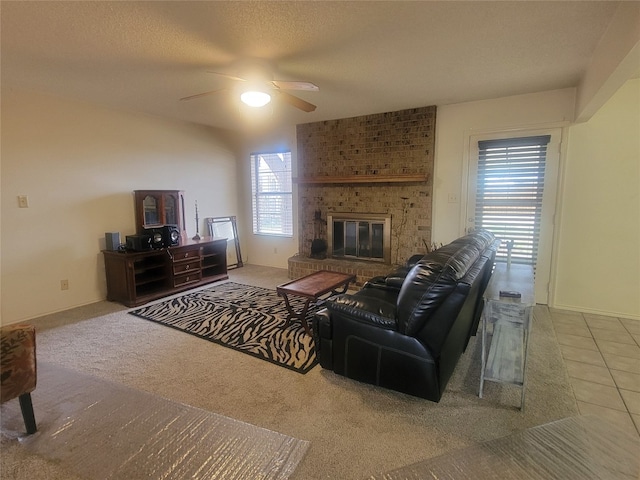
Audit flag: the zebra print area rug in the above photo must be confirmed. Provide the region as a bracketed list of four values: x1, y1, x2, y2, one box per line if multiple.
[130, 282, 318, 373]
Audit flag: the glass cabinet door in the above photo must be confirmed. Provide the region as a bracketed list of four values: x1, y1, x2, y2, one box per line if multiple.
[143, 195, 160, 225]
[135, 190, 185, 234]
[164, 194, 177, 225]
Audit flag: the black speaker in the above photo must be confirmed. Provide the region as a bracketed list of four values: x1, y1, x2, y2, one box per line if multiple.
[105, 232, 120, 251]
[145, 228, 165, 249]
[144, 226, 180, 248]
[126, 234, 151, 251]
[162, 225, 181, 247]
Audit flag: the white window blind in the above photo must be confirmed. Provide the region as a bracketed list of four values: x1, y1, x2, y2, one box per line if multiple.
[250, 151, 293, 236]
[476, 135, 551, 266]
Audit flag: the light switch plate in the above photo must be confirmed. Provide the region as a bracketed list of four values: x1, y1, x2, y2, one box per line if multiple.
[18, 195, 29, 208]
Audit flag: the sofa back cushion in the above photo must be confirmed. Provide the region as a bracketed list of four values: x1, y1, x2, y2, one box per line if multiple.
[449, 229, 495, 251]
[396, 243, 481, 336]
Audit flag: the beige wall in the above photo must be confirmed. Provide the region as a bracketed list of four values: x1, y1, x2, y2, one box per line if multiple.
[575, 2, 640, 122]
[3, 80, 637, 323]
[433, 88, 575, 243]
[241, 85, 640, 320]
[554, 78, 640, 319]
[434, 82, 639, 319]
[236, 125, 300, 268]
[1, 89, 239, 324]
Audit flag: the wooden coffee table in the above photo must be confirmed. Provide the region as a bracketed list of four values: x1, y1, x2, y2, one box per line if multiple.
[276, 271, 356, 336]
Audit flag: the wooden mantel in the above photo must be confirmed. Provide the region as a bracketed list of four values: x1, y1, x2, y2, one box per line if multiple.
[294, 173, 429, 185]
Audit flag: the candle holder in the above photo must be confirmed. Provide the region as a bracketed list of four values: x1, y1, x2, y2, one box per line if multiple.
[505, 239, 514, 269]
[192, 201, 201, 240]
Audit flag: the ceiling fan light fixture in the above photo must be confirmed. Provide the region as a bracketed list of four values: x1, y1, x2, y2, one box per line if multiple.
[240, 90, 271, 108]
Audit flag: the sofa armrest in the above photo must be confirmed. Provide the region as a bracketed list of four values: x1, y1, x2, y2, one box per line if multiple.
[312, 308, 334, 369]
[326, 294, 398, 330]
[363, 275, 391, 289]
[362, 254, 424, 292]
[380, 253, 426, 288]
[407, 253, 425, 267]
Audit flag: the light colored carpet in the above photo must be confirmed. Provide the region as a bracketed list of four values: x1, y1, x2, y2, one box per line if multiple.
[1, 265, 579, 480]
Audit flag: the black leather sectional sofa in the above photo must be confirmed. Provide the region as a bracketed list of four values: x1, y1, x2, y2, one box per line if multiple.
[312, 230, 499, 401]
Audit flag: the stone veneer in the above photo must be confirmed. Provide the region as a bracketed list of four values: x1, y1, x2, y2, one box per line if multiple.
[290, 105, 436, 283]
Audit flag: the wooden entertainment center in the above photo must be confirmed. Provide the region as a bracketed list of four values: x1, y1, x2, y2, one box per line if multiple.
[103, 190, 229, 307]
[104, 237, 228, 307]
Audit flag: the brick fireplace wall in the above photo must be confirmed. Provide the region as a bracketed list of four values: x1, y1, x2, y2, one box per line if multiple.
[291, 105, 436, 283]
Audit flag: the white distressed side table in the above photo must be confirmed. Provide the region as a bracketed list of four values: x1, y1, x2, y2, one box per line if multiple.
[479, 262, 535, 410]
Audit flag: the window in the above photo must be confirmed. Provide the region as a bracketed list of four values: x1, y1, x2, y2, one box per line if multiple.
[475, 135, 551, 266]
[250, 151, 293, 236]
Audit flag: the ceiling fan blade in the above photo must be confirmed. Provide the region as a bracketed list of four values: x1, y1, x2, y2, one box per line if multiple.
[276, 91, 317, 112]
[271, 80, 319, 92]
[179, 89, 227, 101]
[206, 71, 247, 82]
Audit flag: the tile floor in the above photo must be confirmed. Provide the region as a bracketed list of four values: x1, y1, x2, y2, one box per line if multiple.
[549, 308, 640, 437]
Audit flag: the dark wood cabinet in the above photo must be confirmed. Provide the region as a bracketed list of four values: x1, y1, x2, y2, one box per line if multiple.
[104, 237, 227, 307]
[170, 245, 203, 288]
[134, 190, 185, 234]
[201, 241, 228, 278]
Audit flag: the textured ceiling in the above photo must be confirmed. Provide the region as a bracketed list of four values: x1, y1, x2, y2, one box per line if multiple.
[0, 1, 623, 132]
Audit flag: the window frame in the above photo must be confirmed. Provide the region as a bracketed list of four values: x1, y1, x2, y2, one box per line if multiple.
[250, 151, 293, 237]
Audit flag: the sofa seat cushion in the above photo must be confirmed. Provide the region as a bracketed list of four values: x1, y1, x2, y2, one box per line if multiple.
[327, 290, 398, 330]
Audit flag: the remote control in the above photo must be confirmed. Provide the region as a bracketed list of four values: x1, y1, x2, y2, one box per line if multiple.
[499, 290, 521, 298]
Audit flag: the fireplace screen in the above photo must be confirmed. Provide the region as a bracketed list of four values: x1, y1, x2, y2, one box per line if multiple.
[327, 213, 391, 263]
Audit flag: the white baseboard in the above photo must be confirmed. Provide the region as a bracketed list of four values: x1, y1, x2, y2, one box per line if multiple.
[550, 302, 640, 321]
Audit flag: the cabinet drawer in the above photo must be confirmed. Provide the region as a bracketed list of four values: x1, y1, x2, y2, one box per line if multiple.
[172, 247, 201, 261]
[173, 259, 200, 275]
[173, 271, 202, 287]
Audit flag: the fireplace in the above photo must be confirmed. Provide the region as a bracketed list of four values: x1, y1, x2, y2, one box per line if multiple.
[290, 105, 435, 285]
[327, 213, 391, 264]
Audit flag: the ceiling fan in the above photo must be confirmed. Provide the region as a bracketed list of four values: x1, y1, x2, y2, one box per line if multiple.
[180, 60, 319, 112]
